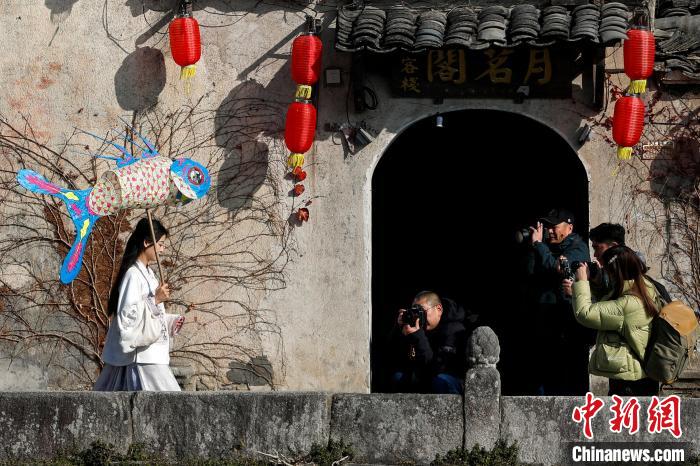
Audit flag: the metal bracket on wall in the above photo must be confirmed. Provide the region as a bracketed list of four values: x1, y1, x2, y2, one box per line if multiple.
[351, 52, 367, 113]
[582, 46, 606, 111]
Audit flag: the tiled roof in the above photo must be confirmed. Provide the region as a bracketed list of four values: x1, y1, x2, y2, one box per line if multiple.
[335, 3, 631, 52]
[655, 0, 700, 78]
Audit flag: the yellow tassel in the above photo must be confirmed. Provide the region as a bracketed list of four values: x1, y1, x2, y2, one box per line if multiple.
[179, 65, 197, 95]
[180, 65, 197, 80]
[295, 85, 313, 100]
[287, 153, 305, 168]
[617, 147, 633, 160]
[628, 80, 647, 94]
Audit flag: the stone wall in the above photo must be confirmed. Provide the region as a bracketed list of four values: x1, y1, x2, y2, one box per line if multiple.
[0, 327, 696, 464]
[1, 0, 699, 394]
[0, 391, 697, 464]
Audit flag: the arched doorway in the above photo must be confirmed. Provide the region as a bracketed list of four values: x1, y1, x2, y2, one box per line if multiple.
[371, 109, 589, 394]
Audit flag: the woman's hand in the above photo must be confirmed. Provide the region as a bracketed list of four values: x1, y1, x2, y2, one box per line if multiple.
[155, 283, 170, 304]
[173, 316, 185, 335]
[562, 278, 574, 297]
[575, 262, 589, 282]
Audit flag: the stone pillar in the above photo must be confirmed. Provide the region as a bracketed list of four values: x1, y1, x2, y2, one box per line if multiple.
[463, 326, 501, 450]
[170, 361, 196, 391]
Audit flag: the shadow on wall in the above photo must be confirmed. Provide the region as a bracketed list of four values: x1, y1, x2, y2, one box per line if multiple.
[124, 0, 319, 16]
[123, 0, 319, 43]
[114, 47, 166, 112]
[214, 80, 284, 216]
[210, 8, 335, 215]
[650, 136, 700, 204]
[118, 0, 337, 218]
[45, 0, 79, 22]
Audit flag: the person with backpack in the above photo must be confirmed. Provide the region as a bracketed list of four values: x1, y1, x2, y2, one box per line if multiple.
[570, 245, 662, 396]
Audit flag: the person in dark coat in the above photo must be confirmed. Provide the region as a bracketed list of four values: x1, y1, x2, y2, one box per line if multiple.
[389, 291, 468, 394]
[562, 222, 671, 303]
[526, 208, 592, 395]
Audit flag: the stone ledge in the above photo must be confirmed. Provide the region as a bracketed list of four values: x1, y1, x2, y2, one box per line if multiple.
[330, 393, 463, 465]
[0, 392, 131, 460]
[133, 391, 332, 459]
[0, 392, 697, 464]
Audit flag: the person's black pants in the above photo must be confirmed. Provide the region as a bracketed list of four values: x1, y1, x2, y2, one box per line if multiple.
[391, 371, 464, 394]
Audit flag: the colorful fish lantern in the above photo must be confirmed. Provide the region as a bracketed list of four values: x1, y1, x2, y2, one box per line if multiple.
[16, 128, 211, 284]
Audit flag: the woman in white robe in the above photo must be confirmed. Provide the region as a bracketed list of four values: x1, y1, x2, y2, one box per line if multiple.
[94, 217, 184, 391]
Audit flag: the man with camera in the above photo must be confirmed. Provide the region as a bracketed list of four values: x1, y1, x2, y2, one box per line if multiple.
[561, 223, 624, 300]
[526, 208, 592, 395]
[389, 291, 467, 394]
[562, 223, 670, 302]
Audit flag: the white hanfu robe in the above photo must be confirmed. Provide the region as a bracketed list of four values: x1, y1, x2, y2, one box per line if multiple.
[94, 260, 182, 391]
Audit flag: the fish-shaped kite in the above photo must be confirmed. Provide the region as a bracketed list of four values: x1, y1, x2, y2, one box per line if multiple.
[16, 127, 211, 284]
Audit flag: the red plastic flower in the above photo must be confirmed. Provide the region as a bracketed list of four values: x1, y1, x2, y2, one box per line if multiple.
[293, 184, 305, 196]
[296, 208, 309, 222]
[292, 166, 307, 182]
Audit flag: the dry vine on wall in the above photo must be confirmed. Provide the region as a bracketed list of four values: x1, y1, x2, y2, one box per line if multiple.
[0, 96, 294, 389]
[585, 74, 700, 311]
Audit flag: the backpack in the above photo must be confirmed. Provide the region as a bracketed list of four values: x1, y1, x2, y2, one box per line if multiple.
[642, 281, 699, 384]
[646, 276, 672, 303]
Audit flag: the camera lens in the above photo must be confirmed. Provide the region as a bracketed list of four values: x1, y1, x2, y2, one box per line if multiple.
[515, 228, 530, 244]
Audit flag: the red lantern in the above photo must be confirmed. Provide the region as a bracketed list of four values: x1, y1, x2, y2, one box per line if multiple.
[612, 95, 645, 160]
[624, 29, 655, 94]
[169, 15, 201, 79]
[291, 34, 322, 85]
[291, 34, 322, 100]
[284, 101, 317, 155]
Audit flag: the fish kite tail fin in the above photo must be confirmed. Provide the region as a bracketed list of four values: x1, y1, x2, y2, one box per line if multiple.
[16, 169, 99, 284]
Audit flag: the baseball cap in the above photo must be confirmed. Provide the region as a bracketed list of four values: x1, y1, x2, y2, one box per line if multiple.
[540, 208, 575, 226]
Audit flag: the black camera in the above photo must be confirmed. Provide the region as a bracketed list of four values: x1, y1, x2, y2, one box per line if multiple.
[571, 260, 600, 279]
[515, 227, 550, 244]
[400, 304, 427, 329]
[560, 257, 574, 280]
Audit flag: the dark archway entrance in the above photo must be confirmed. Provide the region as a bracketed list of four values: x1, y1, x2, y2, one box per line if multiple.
[371, 109, 589, 394]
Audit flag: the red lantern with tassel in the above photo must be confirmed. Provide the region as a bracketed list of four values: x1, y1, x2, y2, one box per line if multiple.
[284, 101, 317, 155]
[612, 95, 645, 160]
[291, 34, 322, 99]
[169, 11, 201, 80]
[624, 29, 655, 94]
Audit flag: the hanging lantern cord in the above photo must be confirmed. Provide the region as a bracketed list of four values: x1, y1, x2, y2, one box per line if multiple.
[178, 0, 193, 17]
[305, 14, 321, 34]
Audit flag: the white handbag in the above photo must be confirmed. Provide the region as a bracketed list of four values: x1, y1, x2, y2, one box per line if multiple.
[128, 296, 164, 349]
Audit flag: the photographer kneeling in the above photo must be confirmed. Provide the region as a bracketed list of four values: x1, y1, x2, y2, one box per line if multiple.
[389, 291, 467, 394]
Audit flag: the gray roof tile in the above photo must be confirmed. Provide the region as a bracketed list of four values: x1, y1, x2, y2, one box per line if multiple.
[335, 3, 629, 52]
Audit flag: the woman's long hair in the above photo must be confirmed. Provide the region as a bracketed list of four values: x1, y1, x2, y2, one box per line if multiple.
[108, 217, 169, 316]
[602, 245, 658, 317]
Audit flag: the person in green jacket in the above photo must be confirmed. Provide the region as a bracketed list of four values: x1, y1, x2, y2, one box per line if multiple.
[571, 245, 662, 396]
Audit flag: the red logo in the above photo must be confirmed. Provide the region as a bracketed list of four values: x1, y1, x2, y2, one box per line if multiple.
[572, 392, 605, 439]
[572, 393, 683, 439]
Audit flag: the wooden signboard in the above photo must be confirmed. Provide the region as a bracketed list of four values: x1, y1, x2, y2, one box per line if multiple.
[390, 46, 580, 98]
